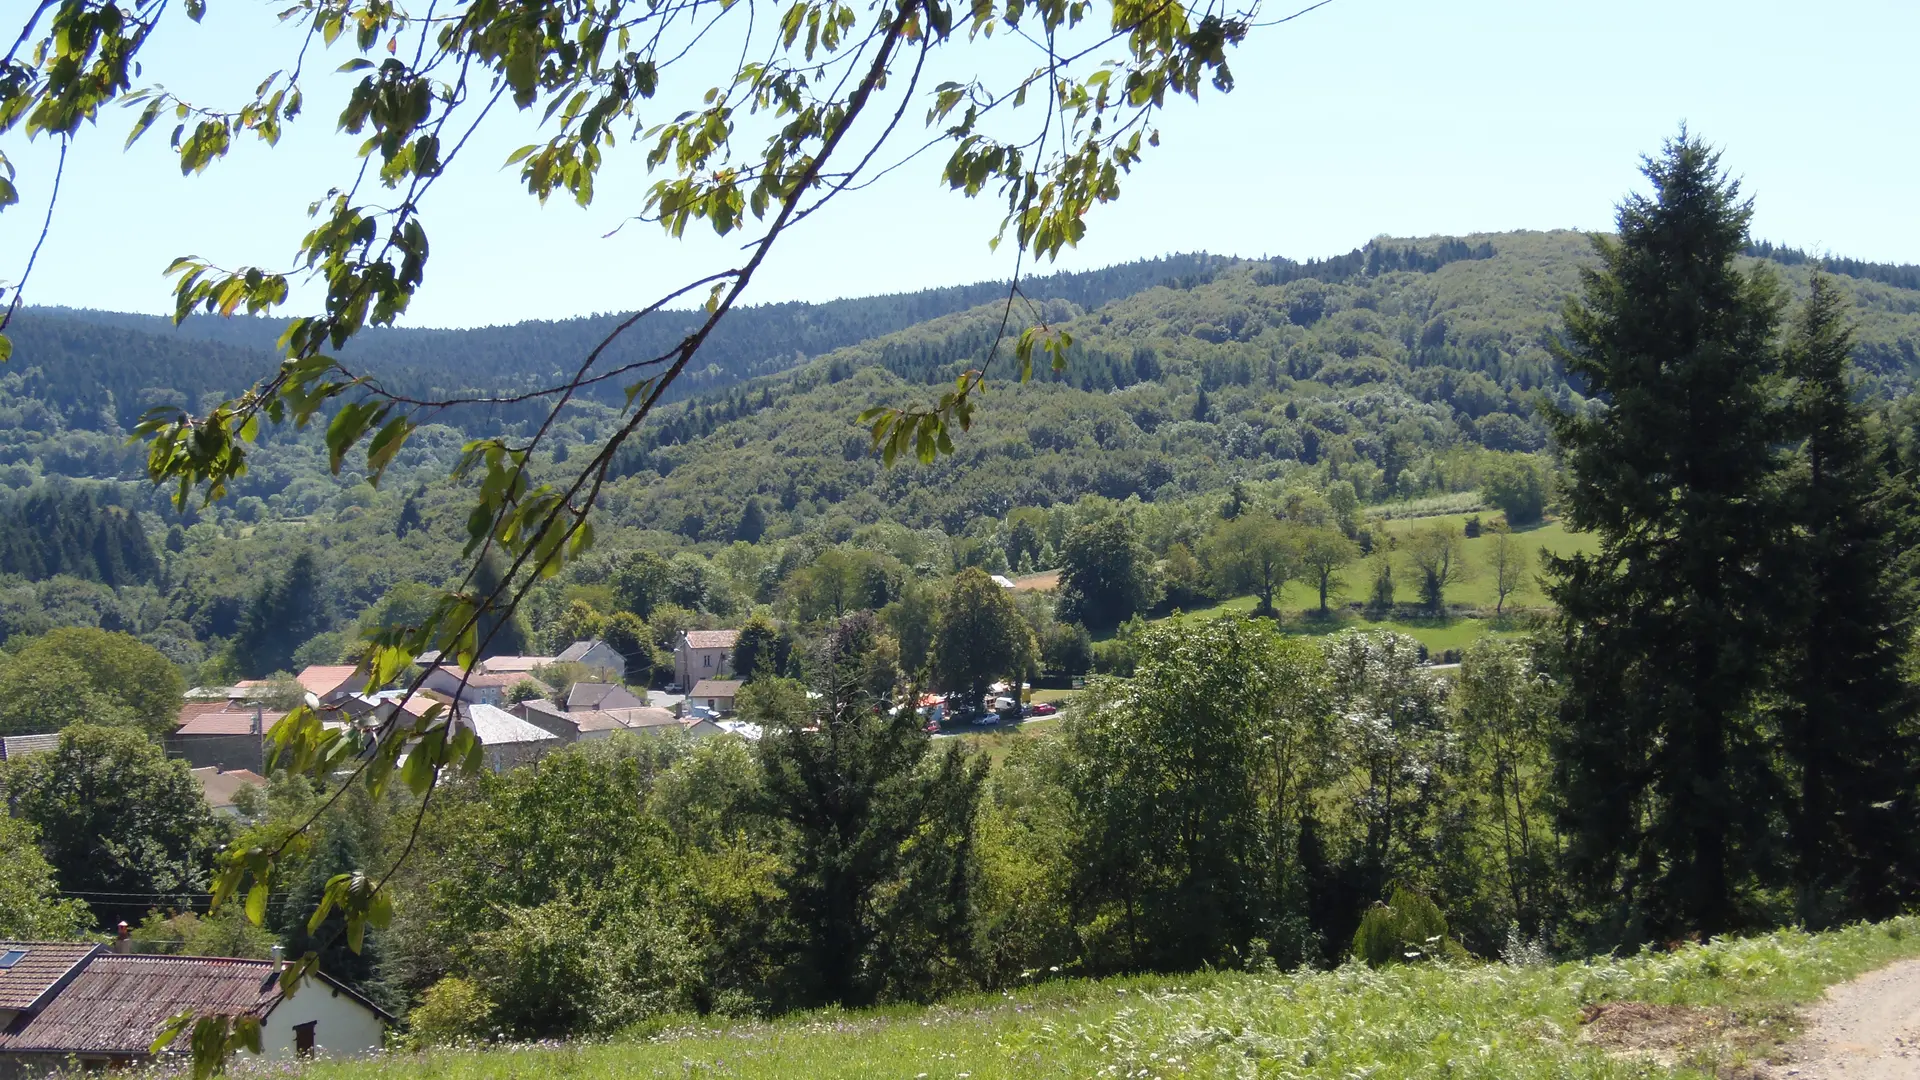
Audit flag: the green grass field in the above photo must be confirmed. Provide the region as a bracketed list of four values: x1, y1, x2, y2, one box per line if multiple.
[1371, 514, 1598, 610]
[304, 918, 1920, 1080]
[1164, 597, 1533, 653]
[1154, 515, 1596, 651]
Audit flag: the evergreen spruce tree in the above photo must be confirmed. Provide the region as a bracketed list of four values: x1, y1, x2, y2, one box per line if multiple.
[1545, 135, 1789, 944]
[734, 495, 767, 543]
[233, 551, 330, 677]
[1191, 387, 1212, 422]
[750, 613, 985, 1006]
[395, 487, 425, 538]
[1775, 275, 1920, 923]
[473, 548, 534, 657]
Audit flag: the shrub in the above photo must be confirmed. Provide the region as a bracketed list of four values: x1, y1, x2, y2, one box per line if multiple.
[1351, 886, 1464, 967]
[407, 976, 496, 1048]
[504, 678, 547, 705]
[1481, 457, 1547, 525]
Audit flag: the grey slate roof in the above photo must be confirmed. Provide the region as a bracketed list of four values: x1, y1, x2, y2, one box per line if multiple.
[460, 704, 562, 746]
[0, 734, 60, 761]
[554, 639, 603, 663]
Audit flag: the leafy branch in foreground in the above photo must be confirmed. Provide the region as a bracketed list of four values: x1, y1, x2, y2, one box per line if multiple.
[1, 0, 1287, 1066]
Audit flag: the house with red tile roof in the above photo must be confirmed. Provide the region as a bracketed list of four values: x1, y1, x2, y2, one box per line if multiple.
[294, 665, 365, 704]
[0, 944, 389, 1070]
[191, 767, 267, 817]
[674, 629, 738, 689]
[167, 704, 284, 773]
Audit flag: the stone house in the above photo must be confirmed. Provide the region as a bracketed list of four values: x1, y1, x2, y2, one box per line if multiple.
[674, 630, 738, 689]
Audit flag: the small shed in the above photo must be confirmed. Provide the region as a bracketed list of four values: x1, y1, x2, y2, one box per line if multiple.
[688, 679, 743, 717]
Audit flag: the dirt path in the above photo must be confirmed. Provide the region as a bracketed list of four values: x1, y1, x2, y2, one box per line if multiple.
[1770, 958, 1920, 1078]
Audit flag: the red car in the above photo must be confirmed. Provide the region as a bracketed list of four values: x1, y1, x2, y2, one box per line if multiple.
[1029, 702, 1057, 717]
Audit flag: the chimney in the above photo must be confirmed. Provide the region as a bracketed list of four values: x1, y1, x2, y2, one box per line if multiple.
[270, 944, 285, 970]
[112, 921, 131, 954]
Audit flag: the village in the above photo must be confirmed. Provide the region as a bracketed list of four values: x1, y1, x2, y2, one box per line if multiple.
[0, 614, 1063, 1072]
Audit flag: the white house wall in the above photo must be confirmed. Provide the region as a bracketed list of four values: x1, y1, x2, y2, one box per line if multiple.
[254, 983, 386, 1059]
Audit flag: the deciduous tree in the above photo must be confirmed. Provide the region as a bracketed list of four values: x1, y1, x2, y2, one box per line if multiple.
[1297, 526, 1359, 616]
[930, 569, 1034, 716]
[732, 615, 781, 683]
[1455, 638, 1559, 932]
[7, 724, 226, 928]
[1403, 522, 1467, 614]
[0, 816, 91, 940]
[1481, 457, 1547, 526]
[1204, 515, 1297, 617]
[1058, 517, 1157, 633]
[1485, 523, 1530, 615]
[0, 627, 184, 736]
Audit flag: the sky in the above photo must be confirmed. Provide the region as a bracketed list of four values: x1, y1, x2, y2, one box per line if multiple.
[2, 0, 1917, 328]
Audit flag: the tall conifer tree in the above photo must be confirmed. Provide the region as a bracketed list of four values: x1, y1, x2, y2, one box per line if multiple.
[1776, 275, 1920, 923]
[233, 551, 330, 677]
[1545, 135, 1788, 943]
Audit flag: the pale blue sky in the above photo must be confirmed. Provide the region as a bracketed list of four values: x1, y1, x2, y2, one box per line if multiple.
[3, 0, 1916, 328]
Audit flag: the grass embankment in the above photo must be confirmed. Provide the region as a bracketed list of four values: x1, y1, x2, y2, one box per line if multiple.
[305, 918, 1920, 1080]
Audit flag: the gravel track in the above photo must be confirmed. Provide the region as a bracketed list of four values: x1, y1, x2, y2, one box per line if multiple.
[1772, 958, 1920, 1079]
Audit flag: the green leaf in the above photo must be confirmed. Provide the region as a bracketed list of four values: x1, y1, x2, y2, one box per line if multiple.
[364, 415, 415, 483]
[0, 334, 11, 363]
[150, 1011, 195, 1056]
[125, 99, 163, 149]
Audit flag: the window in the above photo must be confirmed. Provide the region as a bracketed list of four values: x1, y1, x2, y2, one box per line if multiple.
[0, 950, 26, 969]
[703, 654, 712, 668]
[294, 1022, 316, 1056]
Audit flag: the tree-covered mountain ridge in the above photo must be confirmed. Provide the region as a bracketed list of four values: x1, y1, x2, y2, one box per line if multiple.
[6, 251, 1234, 433]
[589, 229, 1920, 539]
[4, 229, 1917, 539]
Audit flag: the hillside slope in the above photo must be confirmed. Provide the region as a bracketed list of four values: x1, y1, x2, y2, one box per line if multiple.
[585, 230, 1920, 539]
[297, 918, 1920, 1080]
[13, 252, 1232, 431]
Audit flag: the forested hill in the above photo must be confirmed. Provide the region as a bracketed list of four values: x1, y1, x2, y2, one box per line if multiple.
[6, 229, 1920, 533]
[585, 230, 1920, 538]
[12, 251, 1232, 432]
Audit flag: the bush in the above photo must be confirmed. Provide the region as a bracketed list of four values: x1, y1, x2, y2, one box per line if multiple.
[130, 908, 278, 959]
[1481, 457, 1547, 526]
[504, 678, 548, 705]
[1351, 886, 1465, 967]
[407, 976, 497, 1048]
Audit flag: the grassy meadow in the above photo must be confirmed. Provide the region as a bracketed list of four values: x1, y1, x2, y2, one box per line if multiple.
[1153, 514, 1596, 654]
[298, 918, 1920, 1080]
[1371, 513, 1599, 611]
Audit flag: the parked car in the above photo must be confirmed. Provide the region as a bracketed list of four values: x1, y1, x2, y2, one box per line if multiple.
[1029, 702, 1058, 716]
[975, 713, 1000, 727]
[924, 719, 942, 734]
